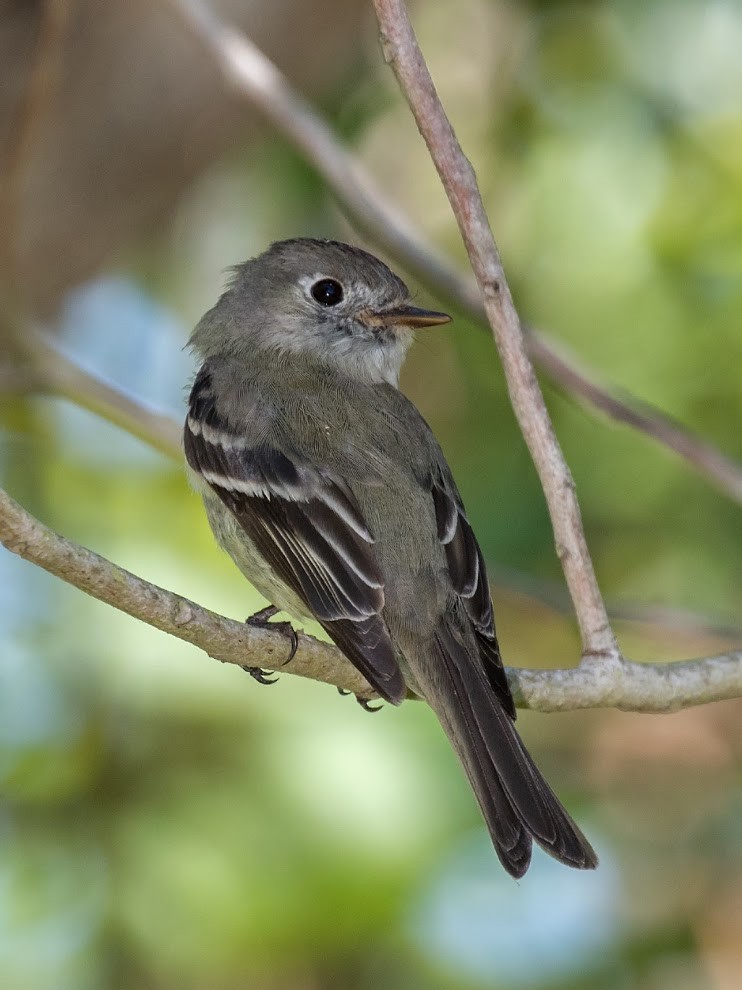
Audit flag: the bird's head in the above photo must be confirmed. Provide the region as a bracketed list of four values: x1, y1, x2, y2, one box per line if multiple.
[189, 238, 451, 386]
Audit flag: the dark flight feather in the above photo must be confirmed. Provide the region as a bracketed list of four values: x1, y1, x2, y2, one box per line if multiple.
[185, 372, 405, 704]
[428, 619, 597, 876]
[431, 475, 515, 719]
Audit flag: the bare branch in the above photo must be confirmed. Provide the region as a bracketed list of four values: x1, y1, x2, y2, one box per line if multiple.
[371, 0, 615, 657]
[0, 484, 372, 697]
[26, 331, 182, 459]
[510, 653, 742, 714]
[1, 483, 740, 712]
[487, 561, 742, 642]
[164, 0, 742, 506]
[527, 330, 742, 504]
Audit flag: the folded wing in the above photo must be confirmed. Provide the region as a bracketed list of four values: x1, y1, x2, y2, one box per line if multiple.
[185, 367, 405, 704]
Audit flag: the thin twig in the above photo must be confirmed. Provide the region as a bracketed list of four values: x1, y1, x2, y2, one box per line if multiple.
[26, 331, 182, 459]
[372, 0, 616, 659]
[1, 483, 740, 712]
[164, 0, 742, 506]
[487, 561, 742, 642]
[528, 331, 742, 503]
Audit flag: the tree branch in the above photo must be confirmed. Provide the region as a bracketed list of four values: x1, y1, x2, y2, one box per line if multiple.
[164, 0, 742, 506]
[0, 484, 373, 697]
[25, 330, 182, 459]
[527, 331, 742, 504]
[372, 0, 616, 658]
[509, 652, 742, 714]
[2, 482, 740, 712]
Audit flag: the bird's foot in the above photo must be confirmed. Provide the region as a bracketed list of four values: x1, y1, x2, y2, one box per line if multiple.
[242, 605, 299, 683]
[356, 696, 383, 713]
[245, 666, 279, 685]
[337, 685, 382, 711]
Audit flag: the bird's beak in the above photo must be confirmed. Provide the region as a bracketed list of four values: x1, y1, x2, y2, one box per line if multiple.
[364, 304, 452, 329]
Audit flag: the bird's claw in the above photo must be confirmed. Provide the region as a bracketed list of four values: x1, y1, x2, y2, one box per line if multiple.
[356, 696, 383, 713]
[336, 686, 382, 711]
[242, 666, 279, 685]
[243, 604, 299, 682]
[272, 621, 298, 666]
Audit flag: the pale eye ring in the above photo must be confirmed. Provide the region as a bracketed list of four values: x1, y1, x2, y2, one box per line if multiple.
[310, 278, 344, 307]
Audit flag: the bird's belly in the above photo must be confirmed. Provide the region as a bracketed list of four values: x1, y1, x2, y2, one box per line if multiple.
[202, 490, 310, 621]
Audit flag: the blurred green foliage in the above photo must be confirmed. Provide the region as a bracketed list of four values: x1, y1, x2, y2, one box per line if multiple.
[1, 1, 741, 988]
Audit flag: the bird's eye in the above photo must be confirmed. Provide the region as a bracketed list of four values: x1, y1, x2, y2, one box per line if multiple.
[310, 278, 344, 307]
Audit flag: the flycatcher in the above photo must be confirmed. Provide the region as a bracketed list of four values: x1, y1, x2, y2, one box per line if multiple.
[184, 238, 597, 877]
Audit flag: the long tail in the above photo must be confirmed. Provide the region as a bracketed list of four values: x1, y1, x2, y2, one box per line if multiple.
[423, 622, 597, 878]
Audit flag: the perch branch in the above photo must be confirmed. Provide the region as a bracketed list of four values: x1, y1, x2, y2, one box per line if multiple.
[0, 484, 372, 697]
[509, 652, 742, 714]
[1, 483, 740, 713]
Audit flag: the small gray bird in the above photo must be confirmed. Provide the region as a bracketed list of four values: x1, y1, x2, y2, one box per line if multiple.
[184, 238, 597, 877]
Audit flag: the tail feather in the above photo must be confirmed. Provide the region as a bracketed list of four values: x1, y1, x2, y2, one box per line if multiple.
[424, 622, 597, 877]
[434, 682, 533, 876]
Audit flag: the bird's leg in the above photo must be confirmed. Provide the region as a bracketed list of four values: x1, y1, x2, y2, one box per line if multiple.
[242, 605, 299, 683]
